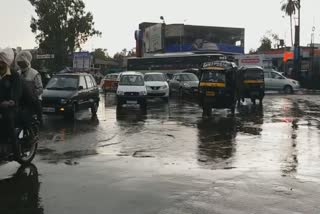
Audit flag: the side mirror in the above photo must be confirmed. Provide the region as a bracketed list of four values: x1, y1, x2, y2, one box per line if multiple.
[78, 86, 84, 90]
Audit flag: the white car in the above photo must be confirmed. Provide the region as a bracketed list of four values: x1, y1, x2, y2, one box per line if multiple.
[144, 73, 169, 102]
[264, 70, 300, 93]
[116, 71, 148, 110]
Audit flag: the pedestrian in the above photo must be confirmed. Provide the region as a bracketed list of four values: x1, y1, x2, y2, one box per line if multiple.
[0, 48, 22, 150]
[16, 50, 43, 124]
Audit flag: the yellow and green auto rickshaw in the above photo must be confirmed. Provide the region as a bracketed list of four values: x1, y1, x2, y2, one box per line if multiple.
[237, 66, 265, 105]
[198, 61, 238, 115]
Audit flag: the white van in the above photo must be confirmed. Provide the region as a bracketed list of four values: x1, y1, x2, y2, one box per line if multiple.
[116, 71, 147, 110]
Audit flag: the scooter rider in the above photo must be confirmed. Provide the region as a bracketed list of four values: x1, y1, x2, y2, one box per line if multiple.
[0, 48, 22, 149]
[16, 51, 43, 123]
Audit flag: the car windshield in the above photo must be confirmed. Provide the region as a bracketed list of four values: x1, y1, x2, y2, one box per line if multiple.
[180, 73, 198, 81]
[244, 69, 264, 80]
[201, 71, 226, 82]
[119, 75, 144, 86]
[46, 76, 78, 90]
[144, 74, 165, 82]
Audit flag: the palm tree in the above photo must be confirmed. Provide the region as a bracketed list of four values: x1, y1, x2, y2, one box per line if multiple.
[281, 0, 300, 47]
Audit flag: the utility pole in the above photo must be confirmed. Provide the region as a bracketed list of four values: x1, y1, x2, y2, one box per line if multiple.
[297, 0, 301, 80]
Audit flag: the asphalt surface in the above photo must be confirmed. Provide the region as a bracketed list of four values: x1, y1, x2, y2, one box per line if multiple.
[1, 93, 320, 214]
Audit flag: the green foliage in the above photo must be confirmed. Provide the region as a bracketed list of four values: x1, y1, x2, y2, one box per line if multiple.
[92, 48, 109, 60]
[257, 36, 272, 52]
[29, 0, 101, 71]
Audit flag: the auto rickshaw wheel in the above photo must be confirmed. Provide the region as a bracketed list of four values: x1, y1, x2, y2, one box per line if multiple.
[203, 105, 212, 116]
[251, 98, 256, 105]
[259, 97, 263, 105]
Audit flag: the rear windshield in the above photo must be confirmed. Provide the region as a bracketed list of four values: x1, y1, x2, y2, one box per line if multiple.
[244, 69, 264, 80]
[201, 71, 226, 82]
[144, 74, 165, 82]
[119, 75, 144, 86]
[105, 74, 118, 80]
[180, 73, 198, 81]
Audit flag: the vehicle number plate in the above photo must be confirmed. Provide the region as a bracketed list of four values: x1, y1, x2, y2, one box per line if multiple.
[206, 91, 215, 96]
[42, 107, 55, 113]
[126, 100, 138, 104]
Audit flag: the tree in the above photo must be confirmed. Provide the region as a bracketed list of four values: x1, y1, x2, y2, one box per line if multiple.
[92, 48, 109, 60]
[29, 0, 101, 71]
[281, 0, 300, 47]
[257, 36, 272, 52]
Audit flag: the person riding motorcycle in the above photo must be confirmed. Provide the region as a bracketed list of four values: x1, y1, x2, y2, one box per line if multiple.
[16, 51, 43, 124]
[0, 48, 22, 151]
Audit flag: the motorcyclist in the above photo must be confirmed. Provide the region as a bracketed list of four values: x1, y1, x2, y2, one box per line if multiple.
[16, 51, 43, 124]
[0, 48, 22, 149]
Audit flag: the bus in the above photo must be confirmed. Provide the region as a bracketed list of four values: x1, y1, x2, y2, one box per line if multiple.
[126, 53, 227, 75]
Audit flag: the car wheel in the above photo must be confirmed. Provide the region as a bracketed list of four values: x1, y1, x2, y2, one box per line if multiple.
[284, 85, 293, 94]
[178, 88, 184, 97]
[64, 103, 76, 120]
[91, 102, 98, 116]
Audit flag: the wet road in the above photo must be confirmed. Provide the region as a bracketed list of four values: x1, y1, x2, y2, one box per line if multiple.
[1, 93, 320, 213]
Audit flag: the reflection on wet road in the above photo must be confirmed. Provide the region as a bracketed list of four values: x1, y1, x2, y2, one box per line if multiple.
[35, 94, 320, 176]
[1, 94, 320, 213]
[0, 164, 42, 214]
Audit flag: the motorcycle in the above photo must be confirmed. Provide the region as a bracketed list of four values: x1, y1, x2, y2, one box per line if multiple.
[0, 113, 39, 165]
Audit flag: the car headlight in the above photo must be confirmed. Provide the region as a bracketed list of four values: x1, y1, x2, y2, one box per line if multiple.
[184, 83, 191, 88]
[60, 99, 68, 104]
[146, 86, 152, 90]
[140, 91, 147, 96]
[161, 85, 168, 89]
[292, 81, 298, 85]
[117, 91, 124, 95]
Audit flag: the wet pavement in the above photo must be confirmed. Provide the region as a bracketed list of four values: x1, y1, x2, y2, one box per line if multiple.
[1, 93, 320, 213]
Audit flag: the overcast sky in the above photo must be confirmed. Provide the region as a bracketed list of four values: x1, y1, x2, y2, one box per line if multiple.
[1, 0, 319, 55]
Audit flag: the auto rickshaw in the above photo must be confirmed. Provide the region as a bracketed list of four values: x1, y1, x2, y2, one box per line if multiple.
[198, 61, 238, 115]
[237, 66, 265, 105]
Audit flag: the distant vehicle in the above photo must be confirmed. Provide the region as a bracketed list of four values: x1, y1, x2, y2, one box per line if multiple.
[264, 70, 300, 93]
[101, 73, 120, 93]
[144, 73, 169, 101]
[42, 73, 100, 119]
[116, 71, 147, 111]
[198, 61, 238, 115]
[182, 68, 200, 78]
[237, 66, 265, 105]
[169, 73, 199, 96]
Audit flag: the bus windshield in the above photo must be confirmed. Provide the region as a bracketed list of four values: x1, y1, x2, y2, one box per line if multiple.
[127, 54, 225, 72]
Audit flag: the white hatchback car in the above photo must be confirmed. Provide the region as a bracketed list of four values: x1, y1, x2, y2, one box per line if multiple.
[116, 71, 148, 110]
[264, 70, 300, 93]
[144, 73, 169, 102]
